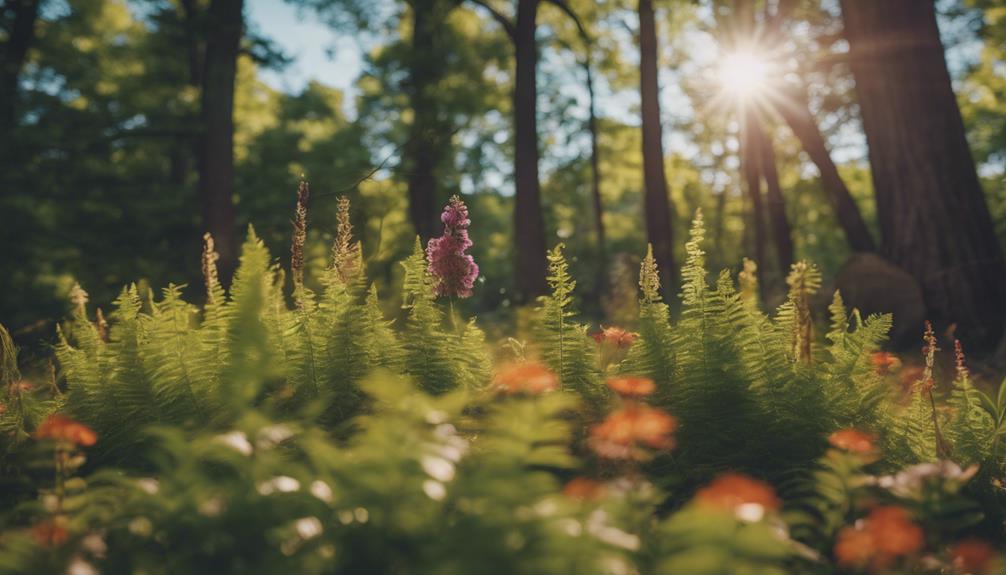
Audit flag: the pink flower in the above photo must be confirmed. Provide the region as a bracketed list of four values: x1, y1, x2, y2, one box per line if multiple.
[426, 195, 479, 298]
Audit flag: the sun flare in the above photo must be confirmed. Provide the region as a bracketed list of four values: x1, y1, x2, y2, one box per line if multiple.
[718, 51, 772, 100]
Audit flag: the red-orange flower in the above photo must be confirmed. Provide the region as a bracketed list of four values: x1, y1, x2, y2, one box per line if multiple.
[834, 506, 924, 570]
[605, 376, 655, 398]
[951, 538, 994, 574]
[492, 362, 558, 395]
[35, 414, 97, 447]
[694, 472, 780, 514]
[871, 352, 902, 375]
[835, 525, 877, 568]
[828, 429, 877, 455]
[562, 478, 607, 502]
[870, 507, 924, 557]
[591, 327, 638, 349]
[31, 520, 69, 547]
[588, 403, 676, 459]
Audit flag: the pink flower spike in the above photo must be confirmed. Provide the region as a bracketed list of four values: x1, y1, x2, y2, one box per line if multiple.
[426, 195, 479, 298]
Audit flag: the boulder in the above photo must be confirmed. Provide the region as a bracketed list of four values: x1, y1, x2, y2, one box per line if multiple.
[834, 253, 926, 349]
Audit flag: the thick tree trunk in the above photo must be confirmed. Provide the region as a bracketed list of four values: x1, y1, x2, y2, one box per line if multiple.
[513, 0, 548, 301]
[771, 85, 876, 253]
[198, 0, 243, 285]
[753, 120, 794, 273]
[405, 0, 450, 241]
[638, 0, 676, 291]
[0, 0, 40, 142]
[841, 0, 1006, 351]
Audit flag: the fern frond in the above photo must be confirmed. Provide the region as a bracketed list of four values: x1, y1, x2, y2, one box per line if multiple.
[400, 239, 455, 394]
[533, 244, 601, 405]
[620, 245, 675, 394]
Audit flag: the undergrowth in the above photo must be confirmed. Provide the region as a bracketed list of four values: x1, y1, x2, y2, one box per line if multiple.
[1, 197, 1005, 574]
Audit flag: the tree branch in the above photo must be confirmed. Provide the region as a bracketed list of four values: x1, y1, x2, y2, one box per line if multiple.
[542, 0, 591, 46]
[464, 0, 516, 40]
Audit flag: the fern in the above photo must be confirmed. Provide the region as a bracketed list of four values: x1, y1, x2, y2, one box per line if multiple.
[775, 262, 821, 364]
[143, 284, 205, 424]
[533, 244, 601, 404]
[400, 238, 457, 394]
[620, 245, 675, 397]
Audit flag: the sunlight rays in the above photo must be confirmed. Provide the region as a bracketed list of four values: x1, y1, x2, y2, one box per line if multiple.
[719, 50, 772, 101]
[694, 22, 800, 123]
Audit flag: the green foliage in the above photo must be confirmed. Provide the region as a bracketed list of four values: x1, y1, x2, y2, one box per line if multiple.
[620, 245, 675, 398]
[533, 244, 603, 405]
[4, 206, 1006, 574]
[400, 238, 482, 395]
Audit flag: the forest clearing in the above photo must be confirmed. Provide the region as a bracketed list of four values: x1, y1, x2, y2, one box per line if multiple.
[2, 0, 1006, 573]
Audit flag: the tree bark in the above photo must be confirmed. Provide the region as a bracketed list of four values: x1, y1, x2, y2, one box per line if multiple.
[585, 58, 606, 286]
[198, 0, 243, 285]
[512, 0, 548, 301]
[741, 107, 768, 290]
[638, 0, 676, 291]
[0, 0, 40, 143]
[770, 84, 876, 253]
[405, 0, 450, 241]
[753, 119, 794, 273]
[841, 0, 1006, 351]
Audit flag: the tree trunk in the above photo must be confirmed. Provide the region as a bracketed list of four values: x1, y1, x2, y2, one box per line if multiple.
[741, 107, 768, 291]
[771, 84, 876, 253]
[841, 0, 1006, 351]
[753, 119, 794, 273]
[584, 53, 607, 291]
[0, 0, 40, 143]
[513, 0, 548, 301]
[198, 0, 243, 285]
[405, 0, 450, 241]
[638, 0, 676, 291]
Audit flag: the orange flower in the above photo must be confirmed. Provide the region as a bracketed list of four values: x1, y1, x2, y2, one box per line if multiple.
[605, 376, 655, 398]
[31, 520, 69, 547]
[951, 538, 994, 574]
[591, 327, 638, 349]
[869, 506, 924, 558]
[35, 414, 97, 447]
[833, 506, 923, 570]
[588, 403, 676, 459]
[694, 472, 780, 514]
[828, 429, 877, 455]
[835, 525, 877, 568]
[562, 478, 607, 502]
[492, 362, 558, 395]
[871, 352, 901, 375]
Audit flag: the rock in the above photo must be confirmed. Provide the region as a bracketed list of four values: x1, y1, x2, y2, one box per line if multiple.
[834, 253, 926, 349]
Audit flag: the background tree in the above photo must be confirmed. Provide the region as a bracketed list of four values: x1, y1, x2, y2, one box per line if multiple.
[198, 0, 244, 283]
[841, 0, 1006, 351]
[638, 0, 676, 292]
[0, 0, 40, 144]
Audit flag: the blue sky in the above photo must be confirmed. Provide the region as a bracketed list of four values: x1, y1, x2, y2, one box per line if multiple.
[247, 0, 361, 95]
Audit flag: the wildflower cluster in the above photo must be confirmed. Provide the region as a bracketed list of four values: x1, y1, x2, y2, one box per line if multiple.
[492, 361, 558, 395]
[834, 506, 924, 570]
[588, 375, 676, 460]
[426, 195, 479, 298]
